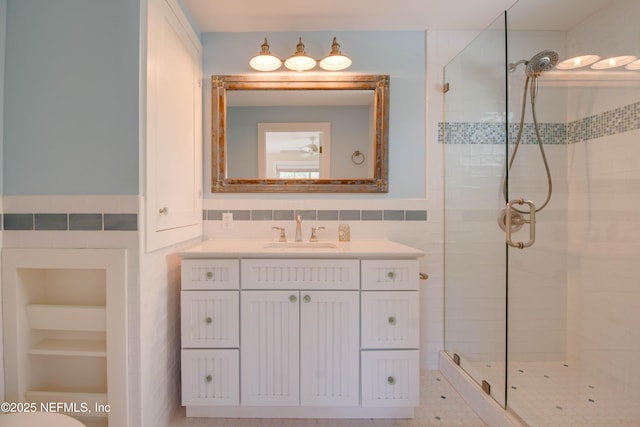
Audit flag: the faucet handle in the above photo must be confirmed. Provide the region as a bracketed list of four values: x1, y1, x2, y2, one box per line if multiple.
[309, 226, 325, 242]
[271, 226, 287, 242]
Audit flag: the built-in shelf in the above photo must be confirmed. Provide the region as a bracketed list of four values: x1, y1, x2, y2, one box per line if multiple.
[26, 304, 106, 331]
[2, 248, 128, 426]
[29, 339, 107, 357]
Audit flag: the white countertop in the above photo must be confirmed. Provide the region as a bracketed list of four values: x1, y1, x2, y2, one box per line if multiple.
[178, 239, 425, 259]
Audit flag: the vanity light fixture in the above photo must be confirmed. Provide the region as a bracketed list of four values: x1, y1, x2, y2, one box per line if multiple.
[249, 38, 282, 72]
[319, 37, 352, 71]
[249, 37, 352, 72]
[284, 37, 318, 71]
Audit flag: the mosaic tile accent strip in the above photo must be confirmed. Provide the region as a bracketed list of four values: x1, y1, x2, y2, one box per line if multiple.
[440, 101, 640, 145]
[440, 121, 567, 145]
[2, 213, 137, 231]
[568, 101, 640, 143]
[205, 209, 427, 222]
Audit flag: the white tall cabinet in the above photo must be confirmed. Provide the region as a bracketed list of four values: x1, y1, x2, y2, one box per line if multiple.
[145, 0, 203, 252]
[179, 240, 424, 419]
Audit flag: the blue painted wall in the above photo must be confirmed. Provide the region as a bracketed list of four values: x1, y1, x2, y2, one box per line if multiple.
[203, 31, 426, 198]
[3, 0, 139, 195]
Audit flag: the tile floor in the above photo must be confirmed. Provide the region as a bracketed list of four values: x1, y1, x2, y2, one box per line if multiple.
[472, 361, 640, 426]
[169, 370, 487, 427]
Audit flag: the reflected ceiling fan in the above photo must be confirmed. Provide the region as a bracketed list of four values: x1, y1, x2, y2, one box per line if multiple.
[280, 137, 321, 157]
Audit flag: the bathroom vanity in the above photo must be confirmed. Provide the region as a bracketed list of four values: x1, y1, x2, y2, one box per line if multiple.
[178, 239, 424, 418]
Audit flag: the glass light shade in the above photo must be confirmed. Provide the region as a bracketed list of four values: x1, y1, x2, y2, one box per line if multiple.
[625, 58, 640, 70]
[556, 54, 600, 70]
[591, 55, 638, 69]
[284, 55, 317, 71]
[284, 37, 316, 71]
[250, 54, 282, 71]
[319, 37, 352, 71]
[249, 38, 282, 71]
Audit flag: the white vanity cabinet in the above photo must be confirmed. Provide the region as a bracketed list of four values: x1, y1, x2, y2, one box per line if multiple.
[179, 239, 424, 419]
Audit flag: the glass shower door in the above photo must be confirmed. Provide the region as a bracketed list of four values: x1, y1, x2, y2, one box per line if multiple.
[443, 12, 510, 407]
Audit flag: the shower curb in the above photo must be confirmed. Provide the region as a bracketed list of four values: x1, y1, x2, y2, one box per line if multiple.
[439, 352, 524, 427]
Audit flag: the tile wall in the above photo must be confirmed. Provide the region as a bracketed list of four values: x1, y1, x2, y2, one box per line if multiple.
[442, 96, 640, 375]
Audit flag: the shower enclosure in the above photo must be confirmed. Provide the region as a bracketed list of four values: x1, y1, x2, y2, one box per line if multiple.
[443, 0, 640, 424]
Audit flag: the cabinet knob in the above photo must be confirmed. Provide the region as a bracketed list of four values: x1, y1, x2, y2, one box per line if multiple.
[204, 317, 213, 325]
[289, 295, 298, 303]
[205, 271, 213, 279]
[387, 376, 396, 385]
[204, 374, 213, 384]
[303, 295, 311, 303]
[159, 206, 169, 215]
[387, 271, 397, 280]
[388, 316, 397, 325]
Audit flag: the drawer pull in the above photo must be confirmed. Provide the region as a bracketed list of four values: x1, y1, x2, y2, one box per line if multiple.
[387, 271, 397, 280]
[387, 376, 396, 385]
[388, 316, 397, 325]
[204, 374, 213, 384]
[303, 294, 311, 303]
[289, 294, 298, 303]
[204, 316, 213, 325]
[205, 271, 213, 279]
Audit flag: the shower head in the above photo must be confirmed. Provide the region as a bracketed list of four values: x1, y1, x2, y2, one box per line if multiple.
[508, 50, 559, 76]
[526, 50, 558, 76]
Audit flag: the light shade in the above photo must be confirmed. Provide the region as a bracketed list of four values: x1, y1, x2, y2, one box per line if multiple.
[249, 38, 282, 71]
[591, 55, 638, 70]
[319, 37, 352, 71]
[284, 38, 317, 71]
[556, 54, 601, 70]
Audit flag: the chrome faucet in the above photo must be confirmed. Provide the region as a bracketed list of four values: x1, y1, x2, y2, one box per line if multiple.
[295, 215, 303, 242]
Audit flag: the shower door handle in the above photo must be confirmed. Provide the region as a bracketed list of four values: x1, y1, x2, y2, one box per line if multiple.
[505, 198, 536, 249]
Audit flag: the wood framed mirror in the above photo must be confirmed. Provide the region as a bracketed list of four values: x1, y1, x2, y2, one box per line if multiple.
[211, 74, 389, 192]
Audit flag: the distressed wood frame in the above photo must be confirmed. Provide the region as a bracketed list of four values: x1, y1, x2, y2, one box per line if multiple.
[211, 74, 389, 193]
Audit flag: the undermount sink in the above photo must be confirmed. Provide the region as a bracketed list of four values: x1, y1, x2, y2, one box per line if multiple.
[263, 242, 338, 249]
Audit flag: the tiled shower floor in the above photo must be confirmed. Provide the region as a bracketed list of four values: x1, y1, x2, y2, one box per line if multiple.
[169, 370, 487, 427]
[472, 361, 640, 426]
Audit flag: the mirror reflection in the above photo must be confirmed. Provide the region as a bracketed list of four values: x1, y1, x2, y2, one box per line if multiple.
[226, 90, 373, 180]
[211, 74, 389, 193]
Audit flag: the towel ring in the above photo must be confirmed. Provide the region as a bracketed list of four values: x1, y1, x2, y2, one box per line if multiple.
[351, 150, 365, 165]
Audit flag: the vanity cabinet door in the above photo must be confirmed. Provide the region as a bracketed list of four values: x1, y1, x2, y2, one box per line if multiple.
[300, 291, 359, 407]
[361, 291, 419, 349]
[181, 349, 239, 406]
[145, 0, 203, 251]
[241, 291, 300, 406]
[181, 291, 239, 348]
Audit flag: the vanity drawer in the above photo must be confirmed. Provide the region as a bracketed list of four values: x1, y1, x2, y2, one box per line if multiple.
[241, 259, 359, 290]
[181, 259, 239, 290]
[181, 291, 239, 348]
[361, 350, 419, 407]
[181, 349, 239, 406]
[361, 291, 419, 349]
[361, 260, 419, 290]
